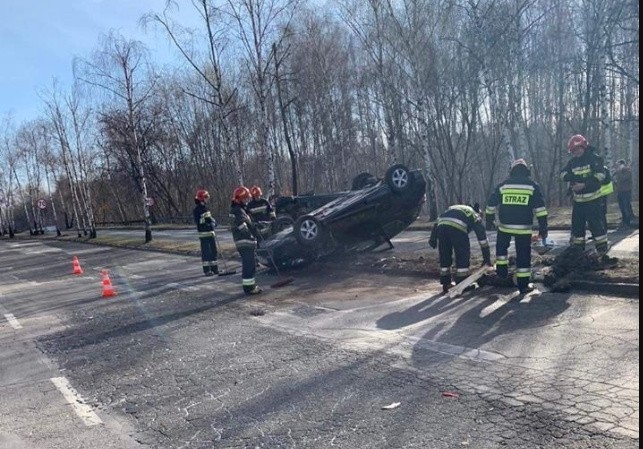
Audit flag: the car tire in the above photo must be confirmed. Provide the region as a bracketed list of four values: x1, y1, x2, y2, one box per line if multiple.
[351, 172, 377, 190]
[294, 214, 325, 246]
[385, 164, 412, 194]
[272, 215, 294, 233]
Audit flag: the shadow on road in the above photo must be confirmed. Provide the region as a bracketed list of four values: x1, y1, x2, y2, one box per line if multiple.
[377, 289, 572, 351]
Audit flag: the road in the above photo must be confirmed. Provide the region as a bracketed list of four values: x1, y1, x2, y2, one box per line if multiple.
[100, 227, 640, 259]
[0, 238, 638, 448]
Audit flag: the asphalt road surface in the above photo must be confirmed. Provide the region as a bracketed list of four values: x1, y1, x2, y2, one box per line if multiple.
[0, 239, 638, 448]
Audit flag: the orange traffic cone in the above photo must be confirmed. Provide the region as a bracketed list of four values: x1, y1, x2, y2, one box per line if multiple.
[101, 270, 116, 297]
[72, 256, 83, 275]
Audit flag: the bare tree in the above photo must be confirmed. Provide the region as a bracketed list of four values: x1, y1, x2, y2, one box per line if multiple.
[143, 1, 244, 185]
[224, 0, 300, 196]
[75, 31, 156, 242]
[41, 82, 87, 237]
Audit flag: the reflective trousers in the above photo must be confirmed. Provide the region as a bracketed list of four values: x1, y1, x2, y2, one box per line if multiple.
[571, 200, 608, 252]
[495, 231, 532, 291]
[199, 236, 218, 274]
[437, 225, 471, 287]
[238, 246, 258, 293]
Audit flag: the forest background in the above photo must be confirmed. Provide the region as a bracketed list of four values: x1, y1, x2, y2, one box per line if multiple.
[0, 0, 638, 240]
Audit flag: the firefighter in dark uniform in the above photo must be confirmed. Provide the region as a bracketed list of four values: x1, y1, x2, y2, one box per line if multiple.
[229, 186, 262, 295]
[560, 135, 609, 255]
[193, 189, 218, 276]
[429, 205, 492, 293]
[485, 159, 548, 294]
[247, 186, 276, 222]
[247, 185, 276, 240]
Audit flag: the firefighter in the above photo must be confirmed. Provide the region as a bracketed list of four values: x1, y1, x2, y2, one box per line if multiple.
[247, 186, 276, 222]
[247, 185, 276, 240]
[560, 135, 609, 255]
[193, 189, 218, 276]
[485, 159, 548, 294]
[230, 186, 262, 295]
[429, 204, 492, 293]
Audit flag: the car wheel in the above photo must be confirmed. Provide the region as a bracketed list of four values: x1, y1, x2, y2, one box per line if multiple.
[385, 164, 412, 193]
[294, 215, 325, 246]
[272, 215, 294, 233]
[351, 172, 377, 190]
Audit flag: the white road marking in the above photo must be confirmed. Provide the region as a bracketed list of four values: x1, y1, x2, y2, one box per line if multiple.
[24, 247, 64, 255]
[4, 313, 22, 329]
[70, 247, 112, 255]
[167, 282, 200, 292]
[50, 377, 102, 426]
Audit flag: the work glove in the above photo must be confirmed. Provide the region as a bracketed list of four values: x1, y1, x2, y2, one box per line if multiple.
[429, 239, 437, 249]
[538, 229, 548, 240]
[485, 218, 495, 231]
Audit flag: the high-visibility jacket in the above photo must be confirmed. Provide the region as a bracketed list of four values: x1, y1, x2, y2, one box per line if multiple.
[485, 175, 548, 235]
[229, 203, 257, 250]
[247, 198, 276, 222]
[560, 150, 608, 203]
[429, 204, 491, 263]
[193, 203, 216, 238]
[431, 205, 488, 241]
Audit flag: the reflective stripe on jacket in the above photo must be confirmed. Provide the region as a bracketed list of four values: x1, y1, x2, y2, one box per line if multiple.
[560, 150, 607, 203]
[230, 203, 257, 250]
[486, 175, 548, 235]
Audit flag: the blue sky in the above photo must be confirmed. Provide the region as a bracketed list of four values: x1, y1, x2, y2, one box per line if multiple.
[1, 0, 198, 123]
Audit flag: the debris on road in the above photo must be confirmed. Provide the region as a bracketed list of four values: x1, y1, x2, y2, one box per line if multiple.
[381, 402, 401, 410]
[441, 391, 460, 399]
[542, 246, 620, 292]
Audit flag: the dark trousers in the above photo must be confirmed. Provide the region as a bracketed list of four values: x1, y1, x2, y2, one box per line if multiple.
[617, 191, 634, 225]
[600, 197, 608, 231]
[437, 226, 471, 286]
[238, 246, 257, 292]
[199, 236, 218, 274]
[571, 200, 608, 252]
[496, 231, 532, 291]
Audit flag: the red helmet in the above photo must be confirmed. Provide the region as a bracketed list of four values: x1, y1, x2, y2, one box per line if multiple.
[250, 185, 262, 199]
[511, 158, 528, 170]
[232, 186, 251, 203]
[567, 134, 588, 152]
[195, 189, 210, 201]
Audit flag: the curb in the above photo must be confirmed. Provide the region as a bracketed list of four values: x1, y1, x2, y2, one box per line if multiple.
[351, 262, 641, 299]
[407, 224, 634, 232]
[569, 280, 639, 299]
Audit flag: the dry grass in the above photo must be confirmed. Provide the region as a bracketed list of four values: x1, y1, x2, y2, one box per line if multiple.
[52, 233, 239, 259]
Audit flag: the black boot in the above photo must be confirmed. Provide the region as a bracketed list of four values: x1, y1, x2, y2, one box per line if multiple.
[519, 283, 535, 294]
[442, 282, 455, 294]
[244, 286, 263, 295]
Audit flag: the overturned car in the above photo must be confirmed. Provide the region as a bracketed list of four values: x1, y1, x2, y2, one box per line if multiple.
[256, 164, 427, 269]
